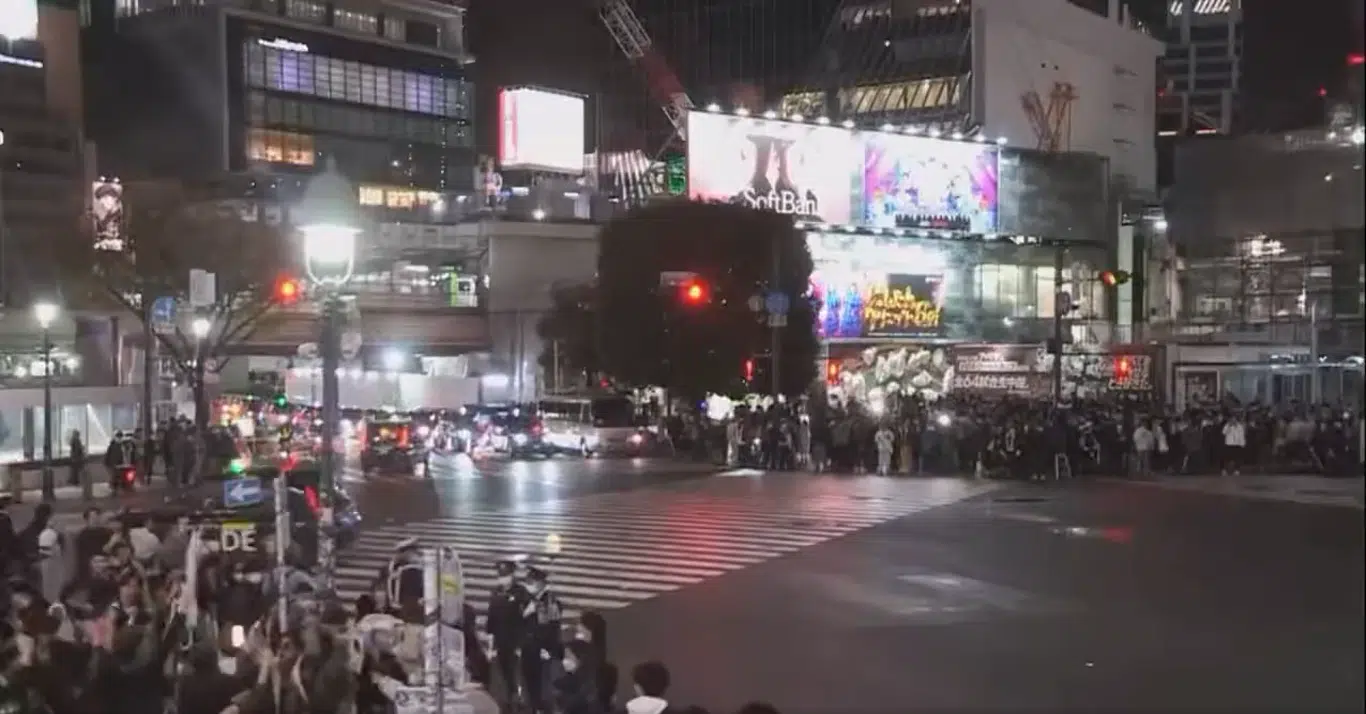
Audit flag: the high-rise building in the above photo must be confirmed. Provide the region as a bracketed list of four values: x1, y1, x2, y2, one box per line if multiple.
[1, 0, 85, 306]
[1156, 0, 1241, 136]
[82, 0, 477, 215]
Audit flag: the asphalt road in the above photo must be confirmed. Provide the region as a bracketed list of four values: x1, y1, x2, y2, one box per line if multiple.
[598, 478, 1364, 714]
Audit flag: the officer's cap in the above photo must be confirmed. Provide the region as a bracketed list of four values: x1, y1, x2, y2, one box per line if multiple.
[394, 537, 420, 552]
[495, 559, 517, 576]
[525, 565, 548, 582]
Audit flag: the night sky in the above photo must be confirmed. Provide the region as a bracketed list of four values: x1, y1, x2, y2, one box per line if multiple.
[466, 0, 1364, 153]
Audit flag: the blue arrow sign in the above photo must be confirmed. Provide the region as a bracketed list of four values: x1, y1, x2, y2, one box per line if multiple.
[150, 297, 177, 335]
[224, 477, 263, 508]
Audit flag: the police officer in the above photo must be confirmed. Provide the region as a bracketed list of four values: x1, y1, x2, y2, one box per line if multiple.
[486, 559, 528, 706]
[518, 565, 563, 714]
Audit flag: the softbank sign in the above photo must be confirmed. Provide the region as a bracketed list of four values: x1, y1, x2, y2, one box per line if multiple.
[686, 111, 858, 225]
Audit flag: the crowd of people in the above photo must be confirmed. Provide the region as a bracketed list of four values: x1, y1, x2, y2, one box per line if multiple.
[711, 393, 1362, 480]
[0, 506, 784, 714]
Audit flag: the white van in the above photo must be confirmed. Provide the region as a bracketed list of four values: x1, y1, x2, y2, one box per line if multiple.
[537, 394, 642, 456]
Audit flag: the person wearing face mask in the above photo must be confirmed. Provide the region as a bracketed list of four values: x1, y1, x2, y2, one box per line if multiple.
[486, 558, 527, 707]
[575, 611, 617, 712]
[553, 639, 602, 714]
[519, 566, 563, 714]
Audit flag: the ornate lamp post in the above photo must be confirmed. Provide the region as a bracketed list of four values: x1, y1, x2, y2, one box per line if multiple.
[294, 158, 360, 591]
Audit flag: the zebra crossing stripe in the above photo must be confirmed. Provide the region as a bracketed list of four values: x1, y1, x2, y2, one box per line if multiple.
[333, 483, 1000, 615]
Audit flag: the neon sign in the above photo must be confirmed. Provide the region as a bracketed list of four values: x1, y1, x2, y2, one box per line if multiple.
[862, 287, 942, 335]
[257, 38, 309, 53]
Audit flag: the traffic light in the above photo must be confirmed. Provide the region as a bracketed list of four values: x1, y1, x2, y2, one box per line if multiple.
[679, 279, 709, 305]
[275, 276, 301, 303]
[272, 392, 287, 409]
[1114, 356, 1133, 381]
[1099, 270, 1131, 287]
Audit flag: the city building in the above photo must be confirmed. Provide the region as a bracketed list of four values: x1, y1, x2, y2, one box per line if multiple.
[780, 0, 1164, 197]
[82, 0, 476, 205]
[1158, 128, 1364, 407]
[1, 0, 135, 464]
[1157, 0, 1242, 136]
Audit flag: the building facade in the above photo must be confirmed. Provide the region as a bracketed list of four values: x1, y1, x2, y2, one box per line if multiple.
[84, 0, 475, 198]
[1157, 0, 1242, 135]
[1160, 129, 1364, 405]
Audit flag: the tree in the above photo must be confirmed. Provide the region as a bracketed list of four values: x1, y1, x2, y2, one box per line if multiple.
[64, 186, 291, 430]
[536, 282, 600, 391]
[593, 200, 818, 399]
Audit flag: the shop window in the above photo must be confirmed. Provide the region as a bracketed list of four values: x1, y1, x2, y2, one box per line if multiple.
[247, 128, 316, 167]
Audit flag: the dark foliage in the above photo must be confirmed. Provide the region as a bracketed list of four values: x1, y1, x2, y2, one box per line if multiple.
[588, 200, 818, 398]
[535, 281, 600, 390]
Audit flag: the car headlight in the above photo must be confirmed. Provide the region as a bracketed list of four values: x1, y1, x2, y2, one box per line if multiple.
[513, 433, 529, 445]
[629, 433, 644, 445]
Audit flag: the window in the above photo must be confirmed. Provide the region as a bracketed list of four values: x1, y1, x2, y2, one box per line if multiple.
[334, 8, 378, 34]
[241, 41, 473, 118]
[383, 16, 406, 41]
[285, 0, 325, 23]
[247, 129, 315, 167]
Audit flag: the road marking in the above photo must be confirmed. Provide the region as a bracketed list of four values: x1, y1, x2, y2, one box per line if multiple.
[334, 478, 1000, 619]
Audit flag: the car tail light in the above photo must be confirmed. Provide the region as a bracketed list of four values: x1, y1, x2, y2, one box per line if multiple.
[122, 468, 136, 485]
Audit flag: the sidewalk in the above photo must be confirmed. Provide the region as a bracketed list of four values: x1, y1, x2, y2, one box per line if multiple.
[4, 480, 179, 530]
[1115, 473, 1365, 509]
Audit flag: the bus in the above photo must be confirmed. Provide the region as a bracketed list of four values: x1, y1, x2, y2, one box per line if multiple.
[536, 393, 644, 457]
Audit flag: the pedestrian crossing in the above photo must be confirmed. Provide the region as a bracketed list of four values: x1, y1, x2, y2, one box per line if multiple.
[333, 478, 1000, 620]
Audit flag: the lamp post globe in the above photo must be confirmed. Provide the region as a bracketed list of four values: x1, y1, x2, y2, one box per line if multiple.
[292, 156, 361, 595]
[296, 157, 362, 287]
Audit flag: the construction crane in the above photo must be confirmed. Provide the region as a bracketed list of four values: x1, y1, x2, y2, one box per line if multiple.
[596, 0, 694, 199]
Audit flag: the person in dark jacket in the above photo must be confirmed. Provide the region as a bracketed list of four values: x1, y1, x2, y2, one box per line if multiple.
[575, 611, 617, 712]
[178, 644, 246, 714]
[552, 640, 601, 714]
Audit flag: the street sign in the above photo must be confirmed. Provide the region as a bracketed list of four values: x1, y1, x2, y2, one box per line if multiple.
[764, 291, 791, 315]
[150, 297, 177, 335]
[220, 523, 258, 552]
[766, 314, 788, 328]
[658, 271, 697, 288]
[189, 269, 217, 307]
[224, 477, 264, 508]
[746, 295, 764, 313]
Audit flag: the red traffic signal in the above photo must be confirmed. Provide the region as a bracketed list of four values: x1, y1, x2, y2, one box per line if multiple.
[1099, 270, 1131, 287]
[1114, 356, 1133, 381]
[680, 279, 709, 305]
[275, 276, 301, 303]
[744, 359, 755, 382]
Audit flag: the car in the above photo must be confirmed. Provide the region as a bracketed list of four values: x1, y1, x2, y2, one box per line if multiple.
[359, 416, 428, 476]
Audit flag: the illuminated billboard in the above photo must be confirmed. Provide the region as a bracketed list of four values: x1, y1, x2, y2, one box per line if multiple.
[0, 0, 38, 41]
[92, 180, 126, 252]
[498, 88, 586, 174]
[808, 231, 949, 339]
[686, 111, 861, 225]
[863, 134, 998, 233]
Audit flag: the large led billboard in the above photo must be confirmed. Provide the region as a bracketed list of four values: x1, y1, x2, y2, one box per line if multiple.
[808, 231, 949, 339]
[0, 0, 39, 41]
[687, 111, 861, 225]
[686, 110, 1000, 232]
[498, 88, 586, 174]
[863, 134, 998, 233]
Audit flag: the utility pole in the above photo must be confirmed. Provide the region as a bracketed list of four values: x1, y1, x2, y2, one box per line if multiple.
[141, 295, 155, 480]
[1051, 245, 1066, 403]
[770, 233, 782, 398]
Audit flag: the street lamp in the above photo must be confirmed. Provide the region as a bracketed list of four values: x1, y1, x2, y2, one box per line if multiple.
[295, 158, 361, 592]
[190, 316, 212, 426]
[33, 301, 59, 500]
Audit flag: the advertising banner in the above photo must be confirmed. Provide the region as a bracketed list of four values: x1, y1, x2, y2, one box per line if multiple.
[816, 271, 945, 339]
[498, 88, 586, 174]
[951, 344, 1051, 397]
[92, 180, 126, 252]
[863, 134, 999, 233]
[686, 111, 860, 225]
